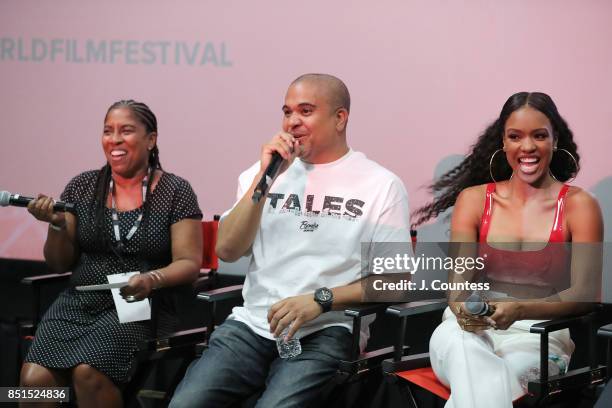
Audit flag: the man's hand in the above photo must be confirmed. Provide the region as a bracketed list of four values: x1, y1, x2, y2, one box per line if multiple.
[267, 294, 322, 340]
[260, 132, 301, 176]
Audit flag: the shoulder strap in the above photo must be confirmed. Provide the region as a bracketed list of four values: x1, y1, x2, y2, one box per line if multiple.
[549, 184, 569, 242]
[478, 183, 496, 242]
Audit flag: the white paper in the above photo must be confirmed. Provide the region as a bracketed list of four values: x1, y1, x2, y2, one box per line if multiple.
[75, 282, 128, 291]
[107, 272, 151, 323]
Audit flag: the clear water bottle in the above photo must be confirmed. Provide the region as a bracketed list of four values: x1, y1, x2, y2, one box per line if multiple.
[276, 327, 302, 359]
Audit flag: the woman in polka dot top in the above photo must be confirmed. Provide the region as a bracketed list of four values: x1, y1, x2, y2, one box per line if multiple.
[21, 100, 203, 407]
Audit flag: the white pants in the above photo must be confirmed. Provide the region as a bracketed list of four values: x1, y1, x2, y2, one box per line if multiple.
[429, 308, 574, 408]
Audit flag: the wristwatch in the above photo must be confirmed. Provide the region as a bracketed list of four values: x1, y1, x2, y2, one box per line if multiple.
[314, 287, 333, 313]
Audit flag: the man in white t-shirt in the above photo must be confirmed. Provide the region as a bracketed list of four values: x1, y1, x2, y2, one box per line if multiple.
[171, 74, 410, 408]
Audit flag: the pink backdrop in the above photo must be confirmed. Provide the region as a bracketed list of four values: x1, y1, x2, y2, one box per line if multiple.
[1, 0, 611, 259]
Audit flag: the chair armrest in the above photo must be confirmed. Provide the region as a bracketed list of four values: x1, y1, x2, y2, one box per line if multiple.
[527, 310, 602, 396]
[339, 345, 410, 375]
[193, 274, 213, 292]
[344, 303, 392, 318]
[196, 285, 244, 342]
[386, 298, 446, 362]
[599, 322, 612, 382]
[21, 272, 73, 327]
[386, 298, 447, 318]
[197, 285, 243, 302]
[138, 327, 208, 353]
[21, 272, 72, 285]
[343, 303, 401, 362]
[382, 352, 431, 373]
[336, 302, 412, 376]
[598, 323, 612, 339]
[529, 312, 597, 334]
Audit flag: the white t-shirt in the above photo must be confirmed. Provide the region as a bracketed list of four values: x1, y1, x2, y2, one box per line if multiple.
[224, 149, 410, 347]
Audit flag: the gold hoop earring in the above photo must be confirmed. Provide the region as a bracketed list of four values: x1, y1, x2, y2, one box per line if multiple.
[550, 148, 578, 183]
[489, 149, 506, 183]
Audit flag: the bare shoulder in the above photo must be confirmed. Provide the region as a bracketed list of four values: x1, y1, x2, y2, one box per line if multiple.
[564, 186, 603, 242]
[451, 184, 489, 240]
[565, 186, 601, 213]
[455, 183, 488, 209]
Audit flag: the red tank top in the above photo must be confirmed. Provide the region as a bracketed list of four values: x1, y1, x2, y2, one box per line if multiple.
[478, 183, 570, 289]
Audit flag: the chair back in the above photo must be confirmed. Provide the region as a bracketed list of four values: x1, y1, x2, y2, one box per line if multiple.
[201, 215, 220, 271]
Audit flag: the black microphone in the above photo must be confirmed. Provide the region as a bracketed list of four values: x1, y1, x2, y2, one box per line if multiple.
[0, 190, 75, 213]
[464, 293, 494, 316]
[252, 152, 284, 203]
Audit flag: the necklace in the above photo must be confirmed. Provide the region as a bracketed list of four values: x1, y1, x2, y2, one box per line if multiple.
[109, 168, 151, 251]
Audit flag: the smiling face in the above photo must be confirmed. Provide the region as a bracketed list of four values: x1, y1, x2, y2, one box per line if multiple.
[282, 80, 348, 164]
[102, 107, 156, 178]
[503, 105, 556, 185]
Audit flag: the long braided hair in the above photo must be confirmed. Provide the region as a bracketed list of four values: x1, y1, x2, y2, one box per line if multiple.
[92, 100, 162, 250]
[411, 92, 580, 228]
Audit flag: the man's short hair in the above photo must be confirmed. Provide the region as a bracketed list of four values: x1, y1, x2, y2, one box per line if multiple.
[291, 73, 351, 113]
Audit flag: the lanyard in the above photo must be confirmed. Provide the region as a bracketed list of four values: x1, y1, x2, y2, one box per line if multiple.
[110, 168, 151, 248]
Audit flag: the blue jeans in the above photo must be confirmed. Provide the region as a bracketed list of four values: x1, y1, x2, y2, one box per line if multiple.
[170, 319, 353, 408]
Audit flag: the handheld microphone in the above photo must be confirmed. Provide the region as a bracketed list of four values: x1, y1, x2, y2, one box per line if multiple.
[464, 293, 494, 316]
[252, 152, 284, 203]
[0, 190, 75, 213]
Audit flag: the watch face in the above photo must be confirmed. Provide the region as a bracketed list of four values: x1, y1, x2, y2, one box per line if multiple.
[317, 288, 332, 302]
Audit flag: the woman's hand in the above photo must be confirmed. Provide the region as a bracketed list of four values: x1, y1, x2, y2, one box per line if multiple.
[27, 194, 66, 228]
[120, 273, 154, 302]
[451, 301, 493, 332]
[487, 301, 523, 330]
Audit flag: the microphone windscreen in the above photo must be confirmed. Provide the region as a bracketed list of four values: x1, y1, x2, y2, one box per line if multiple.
[464, 293, 488, 315]
[464, 301, 486, 315]
[0, 191, 11, 207]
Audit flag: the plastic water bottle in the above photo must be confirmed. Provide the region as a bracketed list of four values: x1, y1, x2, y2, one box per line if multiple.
[276, 327, 302, 359]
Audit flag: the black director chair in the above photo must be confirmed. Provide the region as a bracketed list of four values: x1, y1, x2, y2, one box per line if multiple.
[19, 217, 221, 407]
[379, 302, 610, 408]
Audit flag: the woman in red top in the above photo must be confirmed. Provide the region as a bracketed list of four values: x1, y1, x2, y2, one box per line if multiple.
[413, 92, 603, 408]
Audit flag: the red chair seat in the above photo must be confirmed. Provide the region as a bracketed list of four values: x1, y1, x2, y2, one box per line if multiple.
[396, 367, 528, 404]
[397, 367, 450, 400]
